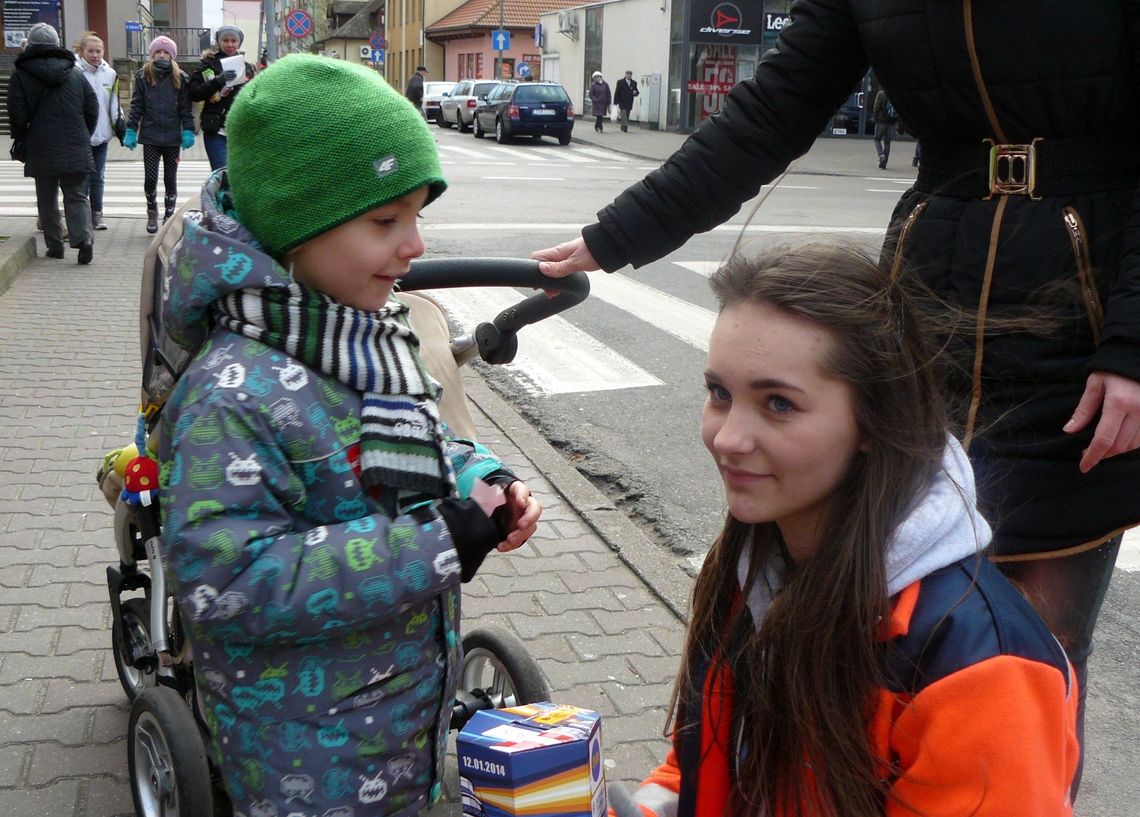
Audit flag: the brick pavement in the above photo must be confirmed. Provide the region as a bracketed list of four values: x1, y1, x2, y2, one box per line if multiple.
[0, 208, 690, 816]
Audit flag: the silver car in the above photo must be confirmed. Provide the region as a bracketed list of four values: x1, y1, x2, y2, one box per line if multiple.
[421, 81, 455, 123]
[438, 79, 510, 131]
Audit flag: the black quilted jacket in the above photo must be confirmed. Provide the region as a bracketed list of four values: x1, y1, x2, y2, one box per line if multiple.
[7, 45, 98, 178]
[582, 0, 1140, 556]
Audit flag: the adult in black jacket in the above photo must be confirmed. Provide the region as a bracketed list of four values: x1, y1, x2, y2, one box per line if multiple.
[188, 26, 256, 170]
[7, 23, 97, 263]
[536, 0, 1140, 793]
[405, 65, 427, 115]
[613, 70, 639, 133]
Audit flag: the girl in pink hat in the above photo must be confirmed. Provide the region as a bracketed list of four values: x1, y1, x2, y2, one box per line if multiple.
[124, 35, 195, 233]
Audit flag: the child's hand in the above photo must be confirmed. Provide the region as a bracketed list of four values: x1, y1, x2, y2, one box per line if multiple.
[495, 481, 541, 552]
[123, 128, 137, 150]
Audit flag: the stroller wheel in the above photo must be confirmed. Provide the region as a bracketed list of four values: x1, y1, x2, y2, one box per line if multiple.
[129, 687, 213, 817]
[113, 597, 157, 701]
[460, 626, 551, 708]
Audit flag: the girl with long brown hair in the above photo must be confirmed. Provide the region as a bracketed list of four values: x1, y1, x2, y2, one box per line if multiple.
[617, 244, 1079, 817]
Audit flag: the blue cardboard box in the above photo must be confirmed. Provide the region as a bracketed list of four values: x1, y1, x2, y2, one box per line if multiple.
[456, 702, 607, 817]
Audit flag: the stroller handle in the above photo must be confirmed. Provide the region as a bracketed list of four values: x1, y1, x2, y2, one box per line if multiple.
[400, 258, 591, 365]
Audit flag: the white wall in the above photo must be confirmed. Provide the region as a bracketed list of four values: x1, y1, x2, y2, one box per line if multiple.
[541, 0, 670, 129]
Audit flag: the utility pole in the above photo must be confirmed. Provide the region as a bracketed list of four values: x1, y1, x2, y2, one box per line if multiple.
[497, 0, 504, 78]
[264, 0, 278, 60]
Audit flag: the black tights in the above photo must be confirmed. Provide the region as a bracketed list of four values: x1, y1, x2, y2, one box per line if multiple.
[998, 535, 1122, 799]
[143, 144, 180, 213]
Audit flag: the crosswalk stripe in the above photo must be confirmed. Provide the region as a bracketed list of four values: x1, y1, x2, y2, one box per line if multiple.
[568, 146, 629, 161]
[1120, 528, 1140, 573]
[436, 143, 492, 159]
[420, 286, 663, 395]
[673, 261, 721, 278]
[590, 272, 717, 352]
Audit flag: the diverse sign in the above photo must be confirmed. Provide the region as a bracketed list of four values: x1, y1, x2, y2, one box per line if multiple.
[124, 21, 144, 32]
[3, 0, 62, 49]
[516, 61, 531, 78]
[369, 31, 387, 50]
[687, 0, 765, 46]
[492, 29, 510, 51]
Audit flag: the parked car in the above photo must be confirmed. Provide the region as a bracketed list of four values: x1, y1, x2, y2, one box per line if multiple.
[439, 79, 507, 131]
[472, 81, 574, 145]
[421, 81, 455, 123]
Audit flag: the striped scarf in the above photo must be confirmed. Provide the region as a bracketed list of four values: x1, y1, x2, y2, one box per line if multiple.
[212, 283, 454, 498]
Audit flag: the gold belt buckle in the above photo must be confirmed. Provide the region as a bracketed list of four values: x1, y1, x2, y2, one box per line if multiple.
[985, 138, 1042, 200]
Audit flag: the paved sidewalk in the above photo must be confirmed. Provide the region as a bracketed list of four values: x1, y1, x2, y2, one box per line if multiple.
[0, 208, 690, 815]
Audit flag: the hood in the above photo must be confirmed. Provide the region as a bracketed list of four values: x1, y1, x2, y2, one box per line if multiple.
[161, 171, 293, 354]
[738, 434, 991, 628]
[16, 45, 80, 87]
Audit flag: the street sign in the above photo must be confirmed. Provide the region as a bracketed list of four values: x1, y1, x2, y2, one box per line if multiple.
[124, 21, 143, 32]
[492, 29, 510, 51]
[371, 48, 384, 64]
[285, 9, 313, 38]
[516, 61, 531, 78]
[534, 22, 542, 45]
[369, 32, 387, 50]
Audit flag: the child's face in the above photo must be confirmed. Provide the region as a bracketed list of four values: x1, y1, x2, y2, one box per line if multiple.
[82, 39, 103, 66]
[219, 35, 240, 56]
[701, 300, 868, 560]
[285, 187, 428, 312]
[152, 49, 172, 61]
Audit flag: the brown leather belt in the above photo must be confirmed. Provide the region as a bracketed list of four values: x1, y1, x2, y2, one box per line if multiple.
[914, 133, 1140, 199]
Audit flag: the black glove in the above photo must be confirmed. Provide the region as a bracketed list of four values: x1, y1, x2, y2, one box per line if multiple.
[435, 498, 510, 582]
[221, 69, 239, 82]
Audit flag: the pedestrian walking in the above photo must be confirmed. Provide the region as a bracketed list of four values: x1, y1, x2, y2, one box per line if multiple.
[613, 70, 639, 132]
[589, 71, 612, 133]
[74, 31, 120, 231]
[159, 54, 541, 816]
[188, 25, 256, 171]
[7, 22, 97, 263]
[872, 87, 898, 168]
[405, 64, 427, 116]
[611, 243, 1079, 817]
[123, 36, 195, 234]
[535, 3, 1140, 798]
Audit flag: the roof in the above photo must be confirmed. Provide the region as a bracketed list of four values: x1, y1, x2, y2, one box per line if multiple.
[427, 0, 581, 35]
[330, 1, 367, 15]
[321, 0, 384, 41]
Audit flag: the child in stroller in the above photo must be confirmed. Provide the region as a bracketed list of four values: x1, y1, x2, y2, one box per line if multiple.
[100, 54, 571, 817]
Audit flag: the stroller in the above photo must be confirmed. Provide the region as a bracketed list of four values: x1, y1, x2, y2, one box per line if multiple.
[96, 207, 590, 817]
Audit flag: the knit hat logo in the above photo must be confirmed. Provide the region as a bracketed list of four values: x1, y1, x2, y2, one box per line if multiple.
[373, 156, 399, 178]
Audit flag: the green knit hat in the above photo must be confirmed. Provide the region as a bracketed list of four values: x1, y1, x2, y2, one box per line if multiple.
[227, 54, 446, 257]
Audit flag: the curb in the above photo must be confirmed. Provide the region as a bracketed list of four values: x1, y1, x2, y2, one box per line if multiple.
[464, 374, 693, 623]
[0, 233, 36, 297]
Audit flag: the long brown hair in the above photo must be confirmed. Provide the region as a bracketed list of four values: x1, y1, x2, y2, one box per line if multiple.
[675, 242, 949, 816]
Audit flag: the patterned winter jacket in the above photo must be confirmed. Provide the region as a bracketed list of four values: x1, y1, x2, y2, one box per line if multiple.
[157, 176, 511, 817]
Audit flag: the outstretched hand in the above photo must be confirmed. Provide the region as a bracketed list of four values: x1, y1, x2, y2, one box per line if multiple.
[495, 481, 541, 552]
[1064, 370, 1140, 472]
[533, 237, 600, 278]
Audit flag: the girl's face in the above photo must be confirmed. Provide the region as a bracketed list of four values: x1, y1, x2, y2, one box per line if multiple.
[219, 35, 240, 56]
[701, 300, 868, 560]
[152, 49, 172, 62]
[82, 39, 103, 67]
[285, 187, 428, 312]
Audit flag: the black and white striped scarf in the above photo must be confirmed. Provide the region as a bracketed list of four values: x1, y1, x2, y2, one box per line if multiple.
[212, 283, 455, 498]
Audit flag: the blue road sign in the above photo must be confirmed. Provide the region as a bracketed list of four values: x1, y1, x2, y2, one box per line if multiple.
[492, 29, 510, 51]
[285, 9, 313, 38]
[534, 22, 542, 45]
[369, 32, 387, 50]
[516, 61, 531, 78]
[124, 21, 143, 32]
[372, 48, 384, 64]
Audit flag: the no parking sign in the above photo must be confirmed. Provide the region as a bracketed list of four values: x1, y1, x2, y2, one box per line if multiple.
[285, 9, 313, 38]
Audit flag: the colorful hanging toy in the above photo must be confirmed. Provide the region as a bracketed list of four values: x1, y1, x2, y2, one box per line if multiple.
[120, 414, 160, 507]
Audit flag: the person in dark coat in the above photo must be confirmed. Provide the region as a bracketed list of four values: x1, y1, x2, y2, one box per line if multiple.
[871, 87, 898, 168]
[123, 36, 195, 233]
[7, 23, 97, 263]
[535, 0, 1140, 796]
[589, 71, 612, 133]
[405, 64, 427, 116]
[613, 70, 639, 133]
[188, 26, 256, 170]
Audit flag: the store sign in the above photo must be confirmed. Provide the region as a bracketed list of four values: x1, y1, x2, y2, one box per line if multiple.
[686, 80, 735, 94]
[687, 0, 765, 46]
[764, 13, 792, 31]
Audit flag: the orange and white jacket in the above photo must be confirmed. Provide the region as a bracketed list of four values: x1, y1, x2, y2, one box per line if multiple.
[623, 438, 1079, 817]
